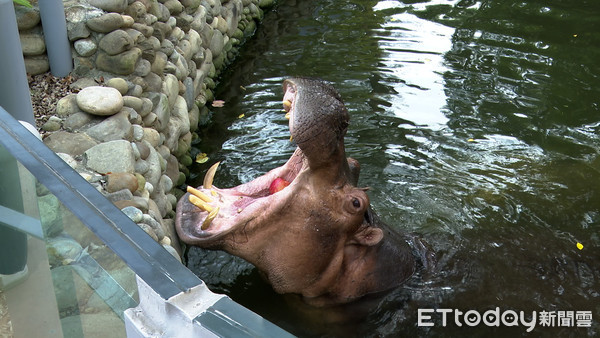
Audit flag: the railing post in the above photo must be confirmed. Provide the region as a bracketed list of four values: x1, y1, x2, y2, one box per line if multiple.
[124, 276, 225, 337]
[0, 143, 29, 288]
[38, 0, 73, 77]
[0, 0, 35, 125]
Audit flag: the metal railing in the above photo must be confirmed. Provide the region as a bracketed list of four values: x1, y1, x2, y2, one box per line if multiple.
[0, 107, 293, 337]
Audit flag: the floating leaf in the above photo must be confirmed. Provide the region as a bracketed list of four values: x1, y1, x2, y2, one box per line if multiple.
[467, 138, 475, 142]
[577, 242, 583, 250]
[238, 113, 245, 119]
[212, 100, 225, 107]
[195, 153, 209, 164]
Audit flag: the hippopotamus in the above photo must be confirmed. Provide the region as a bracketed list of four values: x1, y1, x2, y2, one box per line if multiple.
[176, 78, 430, 307]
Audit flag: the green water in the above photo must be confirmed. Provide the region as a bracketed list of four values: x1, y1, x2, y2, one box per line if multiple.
[187, 0, 600, 336]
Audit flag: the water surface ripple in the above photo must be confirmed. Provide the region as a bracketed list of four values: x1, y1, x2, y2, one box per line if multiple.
[187, 0, 600, 336]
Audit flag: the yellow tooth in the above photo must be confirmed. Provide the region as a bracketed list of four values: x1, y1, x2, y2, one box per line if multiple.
[283, 100, 292, 108]
[188, 195, 213, 212]
[285, 112, 291, 120]
[203, 161, 220, 189]
[201, 206, 220, 230]
[187, 186, 212, 202]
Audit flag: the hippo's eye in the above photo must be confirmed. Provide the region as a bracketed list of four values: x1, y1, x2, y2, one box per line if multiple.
[352, 198, 361, 209]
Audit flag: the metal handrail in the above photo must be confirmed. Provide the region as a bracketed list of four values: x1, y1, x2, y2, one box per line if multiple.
[0, 108, 294, 337]
[0, 107, 201, 299]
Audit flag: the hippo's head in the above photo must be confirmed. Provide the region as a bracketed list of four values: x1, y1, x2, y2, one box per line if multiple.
[176, 78, 419, 306]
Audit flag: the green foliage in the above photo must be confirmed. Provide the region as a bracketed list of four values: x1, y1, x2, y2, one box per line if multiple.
[13, 0, 33, 8]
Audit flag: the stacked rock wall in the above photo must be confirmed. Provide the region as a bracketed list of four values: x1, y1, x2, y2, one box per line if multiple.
[14, 0, 275, 259]
[15, 4, 49, 75]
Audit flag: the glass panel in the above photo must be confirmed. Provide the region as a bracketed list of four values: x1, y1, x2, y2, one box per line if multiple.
[0, 144, 138, 337]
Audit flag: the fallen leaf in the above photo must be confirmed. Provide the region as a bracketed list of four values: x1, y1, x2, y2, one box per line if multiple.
[238, 113, 245, 119]
[577, 242, 583, 250]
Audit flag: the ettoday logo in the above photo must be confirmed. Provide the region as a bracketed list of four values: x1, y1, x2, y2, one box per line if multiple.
[418, 308, 593, 332]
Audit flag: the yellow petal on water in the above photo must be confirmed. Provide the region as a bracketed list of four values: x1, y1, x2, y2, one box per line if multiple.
[238, 113, 245, 119]
[467, 138, 475, 142]
[573, 34, 578, 38]
[195, 153, 209, 164]
[577, 242, 584, 250]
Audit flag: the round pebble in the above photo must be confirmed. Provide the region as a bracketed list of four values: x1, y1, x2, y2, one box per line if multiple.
[76, 86, 124, 116]
[131, 142, 141, 160]
[145, 182, 154, 194]
[162, 244, 181, 262]
[133, 125, 144, 141]
[106, 78, 129, 95]
[138, 223, 158, 241]
[141, 214, 165, 239]
[106, 172, 139, 193]
[160, 236, 171, 246]
[121, 206, 143, 223]
[159, 175, 173, 192]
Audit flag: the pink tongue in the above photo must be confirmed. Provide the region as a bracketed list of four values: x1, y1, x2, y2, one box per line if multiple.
[269, 177, 290, 195]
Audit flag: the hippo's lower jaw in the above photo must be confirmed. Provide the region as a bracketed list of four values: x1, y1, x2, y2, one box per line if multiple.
[175, 148, 307, 246]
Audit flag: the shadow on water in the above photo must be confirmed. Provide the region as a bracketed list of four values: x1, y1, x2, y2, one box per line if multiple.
[185, 0, 600, 336]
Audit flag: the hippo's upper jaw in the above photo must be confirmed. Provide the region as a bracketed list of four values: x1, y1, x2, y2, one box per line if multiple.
[176, 78, 351, 246]
[176, 78, 417, 306]
[175, 147, 307, 246]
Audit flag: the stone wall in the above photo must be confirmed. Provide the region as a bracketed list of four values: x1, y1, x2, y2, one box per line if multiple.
[14, 0, 275, 259]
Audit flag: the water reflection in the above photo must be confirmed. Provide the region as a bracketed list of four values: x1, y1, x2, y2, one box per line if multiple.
[373, 2, 453, 127]
[187, 0, 600, 336]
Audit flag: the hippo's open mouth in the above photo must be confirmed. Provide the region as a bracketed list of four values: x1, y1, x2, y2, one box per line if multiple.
[175, 82, 304, 244]
[176, 78, 421, 306]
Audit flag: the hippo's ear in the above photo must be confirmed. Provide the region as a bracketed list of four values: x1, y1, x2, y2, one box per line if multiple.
[352, 226, 383, 247]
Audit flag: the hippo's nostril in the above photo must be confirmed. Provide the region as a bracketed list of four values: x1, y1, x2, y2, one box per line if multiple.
[364, 209, 373, 225]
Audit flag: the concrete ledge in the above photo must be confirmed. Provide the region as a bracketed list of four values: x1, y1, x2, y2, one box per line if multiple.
[125, 276, 293, 337]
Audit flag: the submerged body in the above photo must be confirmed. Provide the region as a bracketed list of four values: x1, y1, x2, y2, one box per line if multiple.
[176, 78, 430, 306]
